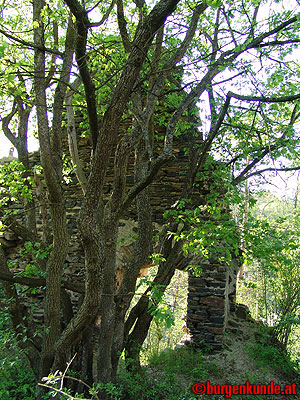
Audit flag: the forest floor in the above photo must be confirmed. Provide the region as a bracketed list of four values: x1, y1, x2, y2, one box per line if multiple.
[143, 317, 300, 400]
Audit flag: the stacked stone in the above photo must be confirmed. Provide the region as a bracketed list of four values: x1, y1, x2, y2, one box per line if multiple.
[187, 262, 228, 351]
[61, 136, 194, 224]
[1, 129, 244, 349]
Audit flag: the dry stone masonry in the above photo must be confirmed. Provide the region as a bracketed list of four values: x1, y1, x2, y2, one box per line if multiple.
[187, 257, 240, 351]
[0, 128, 248, 351]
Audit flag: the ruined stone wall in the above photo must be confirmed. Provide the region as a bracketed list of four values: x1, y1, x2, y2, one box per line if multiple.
[186, 257, 240, 351]
[0, 134, 244, 350]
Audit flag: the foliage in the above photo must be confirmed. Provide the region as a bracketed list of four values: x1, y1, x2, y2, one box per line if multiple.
[32, 333, 300, 400]
[1, 0, 300, 392]
[20, 241, 52, 262]
[0, 307, 49, 400]
[0, 161, 33, 212]
[237, 192, 300, 359]
[142, 270, 188, 359]
[165, 167, 242, 265]
[136, 274, 176, 331]
[246, 324, 300, 379]
[0, 355, 35, 400]
[42, 356, 201, 400]
[168, 202, 240, 263]
[247, 340, 299, 376]
[148, 346, 209, 380]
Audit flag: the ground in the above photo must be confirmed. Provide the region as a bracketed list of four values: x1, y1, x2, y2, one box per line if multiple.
[144, 317, 300, 400]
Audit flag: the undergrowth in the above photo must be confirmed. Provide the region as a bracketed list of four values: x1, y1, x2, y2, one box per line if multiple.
[248, 325, 300, 379]
[148, 346, 209, 380]
[0, 309, 51, 400]
[248, 342, 299, 375]
[0, 353, 36, 400]
[0, 317, 299, 400]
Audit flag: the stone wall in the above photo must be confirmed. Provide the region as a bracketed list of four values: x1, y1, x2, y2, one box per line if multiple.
[0, 132, 244, 350]
[186, 256, 240, 351]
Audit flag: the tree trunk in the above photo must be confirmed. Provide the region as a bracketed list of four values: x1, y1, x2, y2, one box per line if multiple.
[124, 238, 183, 371]
[17, 105, 37, 234]
[95, 222, 119, 383]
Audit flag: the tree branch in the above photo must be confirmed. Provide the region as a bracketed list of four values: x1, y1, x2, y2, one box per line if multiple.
[0, 211, 39, 244]
[140, 2, 207, 140]
[65, 0, 99, 150]
[119, 11, 300, 214]
[51, 15, 76, 177]
[54, 0, 182, 369]
[116, 0, 132, 52]
[0, 269, 85, 293]
[232, 102, 300, 185]
[117, 154, 171, 218]
[1, 102, 19, 149]
[63, 0, 90, 26]
[80, 0, 183, 211]
[89, 0, 116, 27]
[34, 0, 70, 375]
[65, 78, 88, 194]
[44, 21, 58, 88]
[228, 91, 300, 103]
[0, 28, 63, 56]
[235, 165, 300, 183]
[253, 39, 300, 48]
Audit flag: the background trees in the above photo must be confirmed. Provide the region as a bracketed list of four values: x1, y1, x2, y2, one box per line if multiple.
[237, 191, 300, 356]
[0, 0, 300, 391]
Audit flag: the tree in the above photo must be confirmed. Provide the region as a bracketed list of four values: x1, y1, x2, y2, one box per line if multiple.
[0, 0, 300, 390]
[238, 192, 300, 354]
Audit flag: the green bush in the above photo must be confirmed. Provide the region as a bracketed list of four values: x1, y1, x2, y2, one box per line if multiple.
[0, 349, 36, 400]
[0, 308, 53, 400]
[247, 341, 299, 376]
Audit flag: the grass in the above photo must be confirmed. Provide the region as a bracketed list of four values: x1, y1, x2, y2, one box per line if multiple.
[148, 346, 209, 380]
[0, 321, 299, 400]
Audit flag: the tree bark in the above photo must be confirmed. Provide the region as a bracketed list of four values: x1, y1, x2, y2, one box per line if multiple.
[53, 0, 182, 381]
[33, 0, 73, 376]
